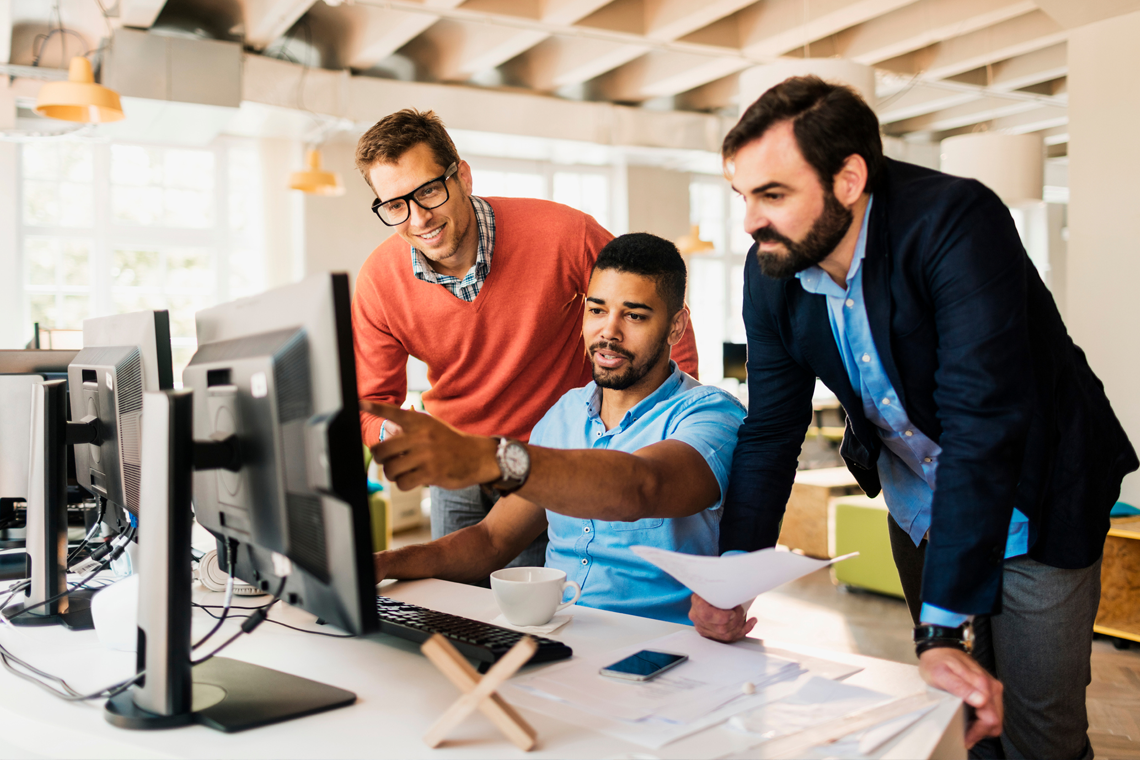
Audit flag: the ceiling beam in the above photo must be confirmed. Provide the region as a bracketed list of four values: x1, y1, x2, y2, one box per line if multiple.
[643, 0, 757, 42]
[404, 20, 549, 81]
[243, 0, 319, 50]
[504, 35, 650, 91]
[118, 0, 170, 29]
[821, 0, 1038, 65]
[341, 6, 440, 70]
[933, 104, 1068, 140]
[541, 0, 615, 25]
[887, 95, 1049, 133]
[877, 86, 978, 124]
[736, 0, 919, 59]
[875, 12, 1066, 82]
[590, 49, 751, 101]
[674, 72, 741, 111]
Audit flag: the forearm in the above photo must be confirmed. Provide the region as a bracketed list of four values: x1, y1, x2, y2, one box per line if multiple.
[379, 522, 513, 584]
[519, 445, 705, 522]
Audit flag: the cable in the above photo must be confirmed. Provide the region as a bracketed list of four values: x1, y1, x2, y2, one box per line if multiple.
[67, 496, 106, 566]
[192, 576, 287, 666]
[191, 540, 235, 650]
[0, 642, 144, 701]
[5, 526, 134, 622]
[192, 602, 356, 639]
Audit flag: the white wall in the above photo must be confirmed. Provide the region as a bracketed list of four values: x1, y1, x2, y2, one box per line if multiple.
[300, 135, 385, 294]
[1067, 9, 1140, 504]
[0, 142, 20, 348]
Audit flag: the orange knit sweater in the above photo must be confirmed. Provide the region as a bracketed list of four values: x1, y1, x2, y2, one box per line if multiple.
[353, 197, 699, 445]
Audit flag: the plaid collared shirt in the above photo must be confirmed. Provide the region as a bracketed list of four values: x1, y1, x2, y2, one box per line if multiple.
[410, 196, 495, 303]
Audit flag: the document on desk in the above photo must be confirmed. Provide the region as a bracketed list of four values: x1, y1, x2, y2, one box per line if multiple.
[630, 546, 858, 610]
[502, 630, 860, 749]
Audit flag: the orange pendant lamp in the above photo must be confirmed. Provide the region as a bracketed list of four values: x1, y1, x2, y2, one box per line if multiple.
[35, 56, 125, 123]
[289, 149, 345, 196]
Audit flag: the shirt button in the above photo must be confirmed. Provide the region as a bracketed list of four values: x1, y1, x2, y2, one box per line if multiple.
[861, 353, 871, 363]
[581, 558, 589, 566]
[882, 398, 891, 406]
[905, 430, 914, 437]
[923, 457, 933, 463]
[583, 526, 591, 533]
[845, 299, 855, 308]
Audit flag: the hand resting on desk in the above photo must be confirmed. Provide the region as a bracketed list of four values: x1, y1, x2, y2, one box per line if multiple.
[688, 593, 756, 642]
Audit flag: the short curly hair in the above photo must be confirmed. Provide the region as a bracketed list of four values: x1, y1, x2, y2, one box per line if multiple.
[355, 109, 461, 193]
[592, 233, 687, 316]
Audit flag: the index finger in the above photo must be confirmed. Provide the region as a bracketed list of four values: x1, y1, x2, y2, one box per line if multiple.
[360, 400, 419, 425]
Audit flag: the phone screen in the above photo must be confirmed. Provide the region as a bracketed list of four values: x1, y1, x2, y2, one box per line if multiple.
[601, 650, 688, 678]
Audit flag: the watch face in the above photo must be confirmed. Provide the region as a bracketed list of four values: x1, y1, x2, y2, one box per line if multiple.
[501, 441, 529, 481]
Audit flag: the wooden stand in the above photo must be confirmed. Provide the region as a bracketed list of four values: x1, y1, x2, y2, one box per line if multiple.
[1095, 517, 1140, 644]
[779, 467, 863, 559]
[420, 634, 538, 751]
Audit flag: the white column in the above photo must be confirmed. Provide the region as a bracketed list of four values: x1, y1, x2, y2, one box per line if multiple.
[1067, 9, 1140, 504]
[0, 140, 21, 348]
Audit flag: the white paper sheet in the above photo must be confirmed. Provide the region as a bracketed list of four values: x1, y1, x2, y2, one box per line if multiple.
[631, 546, 859, 610]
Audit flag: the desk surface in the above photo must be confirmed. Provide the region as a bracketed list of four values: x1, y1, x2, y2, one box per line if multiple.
[0, 578, 963, 760]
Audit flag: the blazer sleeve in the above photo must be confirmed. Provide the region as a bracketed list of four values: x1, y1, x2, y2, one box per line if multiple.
[719, 251, 816, 553]
[921, 182, 1035, 615]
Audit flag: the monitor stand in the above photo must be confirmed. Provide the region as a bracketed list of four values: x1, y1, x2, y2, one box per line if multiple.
[1, 379, 95, 630]
[104, 390, 356, 732]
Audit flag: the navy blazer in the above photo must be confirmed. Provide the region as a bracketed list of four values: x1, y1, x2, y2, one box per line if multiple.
[720, 158, 1138, 615]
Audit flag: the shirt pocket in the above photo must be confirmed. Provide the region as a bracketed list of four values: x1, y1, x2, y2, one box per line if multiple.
[611, 518, 664, 531]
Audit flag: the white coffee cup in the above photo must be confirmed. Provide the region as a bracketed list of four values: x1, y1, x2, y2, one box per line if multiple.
[490, 566, 582, 627]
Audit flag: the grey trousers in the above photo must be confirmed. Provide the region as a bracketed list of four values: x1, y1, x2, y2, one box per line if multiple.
[429, 485, 549, 586]
[887, 516, 1099, 760]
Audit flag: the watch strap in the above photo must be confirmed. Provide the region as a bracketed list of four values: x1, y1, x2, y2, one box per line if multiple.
[913, 623, 973, 657]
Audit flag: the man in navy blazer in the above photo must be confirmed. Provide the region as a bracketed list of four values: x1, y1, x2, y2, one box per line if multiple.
[691, 76, 1137, 757]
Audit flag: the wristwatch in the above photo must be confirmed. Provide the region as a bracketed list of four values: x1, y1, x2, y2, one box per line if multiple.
[914, 622, 974, 657]
[489, 438, 530, 495]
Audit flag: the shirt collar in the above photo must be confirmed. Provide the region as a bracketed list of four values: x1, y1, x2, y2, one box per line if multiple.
[409, 195, 494, 280]
[795, 195, 874, 296]
[584, 361, 683, 428]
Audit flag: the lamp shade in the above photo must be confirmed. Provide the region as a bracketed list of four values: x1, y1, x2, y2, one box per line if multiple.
[289, 149, 345, 196]
[35, 57, 124, 123]
[676, 225, 715, 255]
[940, 134, 1044, 205]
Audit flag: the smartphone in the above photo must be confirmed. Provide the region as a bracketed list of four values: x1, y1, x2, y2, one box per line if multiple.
[598, 650, 689, 682]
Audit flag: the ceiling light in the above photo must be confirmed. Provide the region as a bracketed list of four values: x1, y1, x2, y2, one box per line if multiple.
[35, 57, 125, 124]
[675, 225, 715, 255]
[289, 149, 345, 196]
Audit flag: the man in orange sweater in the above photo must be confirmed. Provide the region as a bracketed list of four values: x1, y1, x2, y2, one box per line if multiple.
[353, 109, 699, 574]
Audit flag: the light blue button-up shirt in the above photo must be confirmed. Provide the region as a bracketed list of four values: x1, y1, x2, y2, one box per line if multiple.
[796, 198, 1028, 626]
[529, 362, 746, 625]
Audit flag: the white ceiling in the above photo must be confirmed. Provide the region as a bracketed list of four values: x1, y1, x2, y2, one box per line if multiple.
[6, 0, 1140, 155]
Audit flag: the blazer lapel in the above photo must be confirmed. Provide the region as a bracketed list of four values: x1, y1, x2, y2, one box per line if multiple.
[861, 205, 907, 409]
[784, 279, 860, 413]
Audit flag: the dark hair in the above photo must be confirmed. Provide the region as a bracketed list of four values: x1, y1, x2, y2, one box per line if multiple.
[355, 109, 461, 192]
[722, 75, 885, 194]
[592, 233, 687, 316]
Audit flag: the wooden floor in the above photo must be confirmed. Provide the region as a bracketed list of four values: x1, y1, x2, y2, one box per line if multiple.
[392, 523, 1140, 758]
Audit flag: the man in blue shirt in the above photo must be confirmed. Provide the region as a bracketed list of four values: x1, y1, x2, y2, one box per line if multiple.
[366, 233, 745, 624]
[691, 77, 1136, 758]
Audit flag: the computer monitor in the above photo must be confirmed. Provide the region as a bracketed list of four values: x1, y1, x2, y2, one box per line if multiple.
[723, 342, 748, 382]
[105, 273, 373, 731]
[68, 311, 175, 517]
[184, 273, 375, 636]
[0, 351, 78, 528]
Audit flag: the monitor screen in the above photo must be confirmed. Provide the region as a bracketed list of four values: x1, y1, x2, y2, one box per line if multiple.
[67, 312, 174, 515]
[185, 273, 376, 635]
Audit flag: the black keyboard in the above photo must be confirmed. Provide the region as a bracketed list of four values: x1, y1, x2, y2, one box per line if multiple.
[376, 596, 573, 669]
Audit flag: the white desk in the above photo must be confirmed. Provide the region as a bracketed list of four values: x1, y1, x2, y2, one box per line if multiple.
[0, 579, 964, 759]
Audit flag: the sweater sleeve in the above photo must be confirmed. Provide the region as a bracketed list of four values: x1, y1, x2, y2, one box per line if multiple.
[352, 255, 410, 446]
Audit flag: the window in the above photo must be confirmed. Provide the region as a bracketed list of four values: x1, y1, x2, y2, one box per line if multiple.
[687, 177, 751, 383]
[17, 138, 264, 384]
[467, 156, 615, 231]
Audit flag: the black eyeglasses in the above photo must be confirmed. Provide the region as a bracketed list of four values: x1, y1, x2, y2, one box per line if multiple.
[370, 163, 458, 226]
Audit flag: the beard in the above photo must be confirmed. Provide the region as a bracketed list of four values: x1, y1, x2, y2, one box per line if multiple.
[590, 339, 668, 391]
[752, 189, 854, 279]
